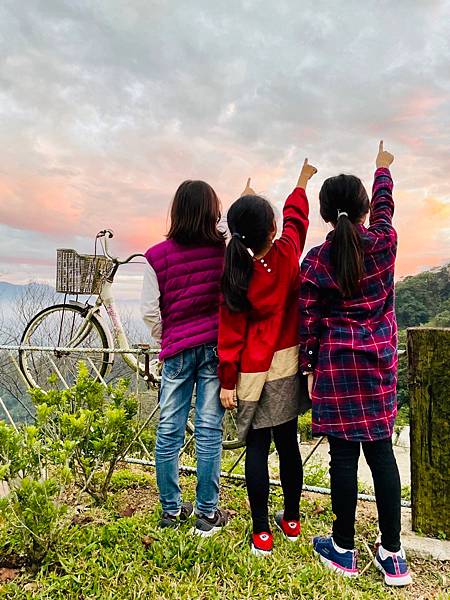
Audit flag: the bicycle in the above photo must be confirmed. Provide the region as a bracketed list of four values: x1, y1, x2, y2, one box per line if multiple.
[18, 229, 242, 450]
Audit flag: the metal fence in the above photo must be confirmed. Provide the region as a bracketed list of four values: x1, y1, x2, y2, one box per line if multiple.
[0, 344, 411, 507]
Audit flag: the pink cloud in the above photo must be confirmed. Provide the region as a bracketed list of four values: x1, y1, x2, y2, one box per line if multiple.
[0, 174, 82, 235]
[394, 93, 448, 122]
[0, 170, 168, 254]
[1, 148, 449, 283]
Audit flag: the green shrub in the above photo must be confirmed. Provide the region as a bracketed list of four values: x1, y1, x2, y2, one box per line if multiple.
[401, 485, 411, 501]
[303, 461, 329, 488]
[31, 363, 139, 504]
[0, 421, 42, 481]
[109, 468, 153, 491]
[0, 477, 67, 565]
[298, 411, 313, 441]
[0, 422, 66, 564]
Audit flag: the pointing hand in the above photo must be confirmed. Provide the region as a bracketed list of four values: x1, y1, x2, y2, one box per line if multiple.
[297, 158, 318, 189]
[376, 140, 394, 168]
[241, 177, 256, 197]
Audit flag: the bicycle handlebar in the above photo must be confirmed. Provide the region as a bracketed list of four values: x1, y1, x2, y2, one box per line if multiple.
[97, 229, 114, 239]
[96, 230, 145, 264]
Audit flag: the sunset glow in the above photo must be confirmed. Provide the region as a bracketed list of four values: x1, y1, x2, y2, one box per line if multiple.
[1, 1, 449, 298]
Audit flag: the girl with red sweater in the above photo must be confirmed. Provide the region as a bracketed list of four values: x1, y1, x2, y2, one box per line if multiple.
[218, 159, 317, 555]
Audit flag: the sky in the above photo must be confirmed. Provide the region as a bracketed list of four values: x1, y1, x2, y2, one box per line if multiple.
[0, 0, 449, 300]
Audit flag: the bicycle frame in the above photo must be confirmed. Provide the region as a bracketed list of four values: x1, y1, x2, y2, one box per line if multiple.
[62, 281, 150, 379]
[99, 279, 144, 375]
[60, 230, 157, 380]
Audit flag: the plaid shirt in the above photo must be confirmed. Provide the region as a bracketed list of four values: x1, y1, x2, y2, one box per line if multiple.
[299, 168, 397, 441]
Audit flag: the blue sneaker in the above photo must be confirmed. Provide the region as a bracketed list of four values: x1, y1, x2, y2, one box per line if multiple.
[374, 546, 412, 586]
[313, 536, 359, 577]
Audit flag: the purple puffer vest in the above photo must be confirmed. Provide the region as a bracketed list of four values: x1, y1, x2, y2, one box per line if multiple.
[145, 239, 225, 360]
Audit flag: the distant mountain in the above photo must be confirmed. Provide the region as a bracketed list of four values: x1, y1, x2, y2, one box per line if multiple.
[0, 281, 32, 302]
[0, 281, 58, 301]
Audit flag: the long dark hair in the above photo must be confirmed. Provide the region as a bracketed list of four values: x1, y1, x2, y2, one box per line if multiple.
[319, 175, 370, 297]
[222, 195, 274, 312]
[167, 180, 225, 245]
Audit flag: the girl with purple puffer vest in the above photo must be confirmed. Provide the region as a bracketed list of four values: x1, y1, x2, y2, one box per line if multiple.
[141, 180, 229, 536]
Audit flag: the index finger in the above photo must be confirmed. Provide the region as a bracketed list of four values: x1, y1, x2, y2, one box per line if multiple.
[303, 158, 308, 166]
[246, 177, 251, 188]
[379, 140, 384, 152]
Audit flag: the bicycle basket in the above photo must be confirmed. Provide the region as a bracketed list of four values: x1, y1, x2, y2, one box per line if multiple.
[56, 249, 113, 295]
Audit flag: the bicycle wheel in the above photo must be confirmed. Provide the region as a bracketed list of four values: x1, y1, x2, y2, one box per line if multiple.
[221, 409, 243, 449]
[184, 408, 243, 450]
[19, 303, 112, 390]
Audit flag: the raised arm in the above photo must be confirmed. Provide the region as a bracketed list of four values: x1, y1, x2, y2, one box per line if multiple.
[369, 141, 396, 237]
[278, 158, 317, 257]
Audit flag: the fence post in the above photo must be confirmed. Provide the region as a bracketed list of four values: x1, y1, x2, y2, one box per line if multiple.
[408, 327, 450, 538]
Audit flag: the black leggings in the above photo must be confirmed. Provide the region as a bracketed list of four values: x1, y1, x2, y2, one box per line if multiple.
[245, 418, 303, 534]
[328, 435, 401, 552]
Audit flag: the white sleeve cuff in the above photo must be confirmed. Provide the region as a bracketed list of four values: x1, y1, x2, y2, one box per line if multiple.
[140, 262, 162, 344]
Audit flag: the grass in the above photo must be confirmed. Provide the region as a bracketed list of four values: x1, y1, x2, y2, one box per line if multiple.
[1, 467, 449, 599]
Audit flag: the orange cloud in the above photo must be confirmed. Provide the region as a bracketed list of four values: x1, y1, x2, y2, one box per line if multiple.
[394, 191, 450, 277]
[0, 174, 82, 235]
[0, 169, 169, 253]
[1, 148, 449, 286]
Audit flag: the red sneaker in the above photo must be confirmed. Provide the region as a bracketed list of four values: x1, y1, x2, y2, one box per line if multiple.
[274, 510, 301, 541]
[251, 531, 273, 556]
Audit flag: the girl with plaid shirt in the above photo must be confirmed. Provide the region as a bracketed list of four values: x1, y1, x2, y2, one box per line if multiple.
[299, 142, 412, 586]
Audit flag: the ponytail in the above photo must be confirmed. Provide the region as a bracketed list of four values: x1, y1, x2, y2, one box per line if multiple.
[329, 216, 365, 297]
[221, 195, 275, 312]
[319, 174, 370, 298]
[222, 235, 253, 312]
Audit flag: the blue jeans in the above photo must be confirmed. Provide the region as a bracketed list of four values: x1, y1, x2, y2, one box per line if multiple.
[155, 343, 224, 516]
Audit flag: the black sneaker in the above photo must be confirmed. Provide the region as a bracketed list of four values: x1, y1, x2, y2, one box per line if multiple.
[194, 508, 230, 537]
[159, 501, 193, 529]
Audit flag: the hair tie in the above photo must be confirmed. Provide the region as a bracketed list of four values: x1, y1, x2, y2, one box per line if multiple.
[231, 232, 245, 240]
[337, 210, 349, 219]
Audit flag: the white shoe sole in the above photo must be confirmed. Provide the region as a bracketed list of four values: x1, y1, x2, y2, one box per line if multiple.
[314, 550, 359, 578]
[251, 544, 272, 557]
[374, 557, 412, 586]
[192, 526, 223, 538]
[274, 519, 299, 542]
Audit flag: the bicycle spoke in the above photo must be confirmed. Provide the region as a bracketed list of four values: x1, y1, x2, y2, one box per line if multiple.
[227, 447, 247, 474]
[21, 305, 109, 390]
[180, 433, 195, 456]
[87, 357, 107, 387]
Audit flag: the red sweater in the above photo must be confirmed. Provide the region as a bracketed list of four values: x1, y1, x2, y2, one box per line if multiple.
[218, 187, 309, 395]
